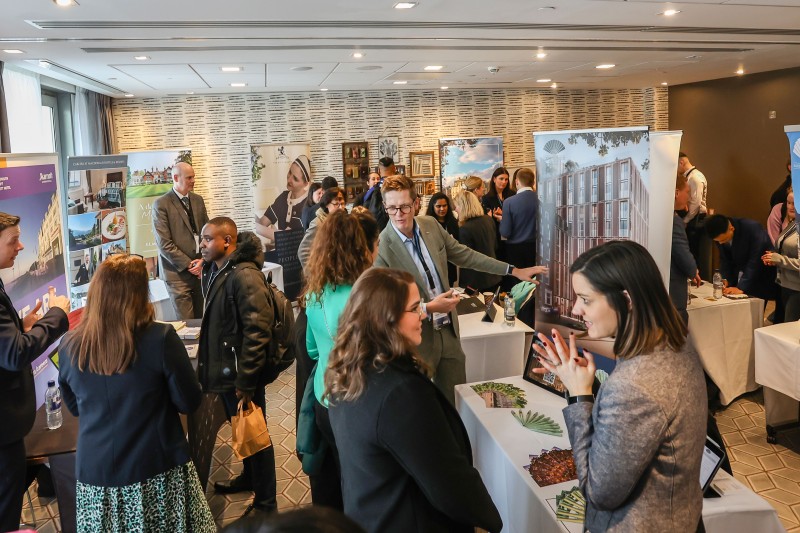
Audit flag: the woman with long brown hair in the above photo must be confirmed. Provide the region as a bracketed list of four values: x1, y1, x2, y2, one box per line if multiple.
[299, 208, 379, 509]
[325, 268, 502, 533]
[58, 254, 214, 533]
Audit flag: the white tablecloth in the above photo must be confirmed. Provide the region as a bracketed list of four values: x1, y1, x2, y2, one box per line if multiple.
[262, 261, 284, 293]
[455, 375, 783, 533]
[458, 305, 534, 383]
[687, 282, 764, 404]
[755, 322, 800, 427]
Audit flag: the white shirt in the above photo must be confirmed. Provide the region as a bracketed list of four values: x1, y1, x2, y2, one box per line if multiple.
[390, 220, 445, 299]
[683, 167, 708, 223]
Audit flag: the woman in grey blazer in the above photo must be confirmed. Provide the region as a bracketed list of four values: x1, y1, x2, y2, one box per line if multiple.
[534, 241, 707, 532]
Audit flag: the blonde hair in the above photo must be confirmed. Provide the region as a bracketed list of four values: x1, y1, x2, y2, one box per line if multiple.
[452, 191, 484, 226]
[461, 176, 484, 194]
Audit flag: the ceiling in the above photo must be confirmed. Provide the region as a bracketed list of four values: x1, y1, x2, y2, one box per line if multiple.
[1, 0, 799, 98]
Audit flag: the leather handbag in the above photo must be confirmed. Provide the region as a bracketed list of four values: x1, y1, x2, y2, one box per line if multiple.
[230, 399, 271, 459]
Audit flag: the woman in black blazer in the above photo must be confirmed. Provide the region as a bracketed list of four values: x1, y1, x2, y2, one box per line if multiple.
[58, 254, 214, 533]
[325, 268, 502, 533]
[425, 192, 459, 286]
[453, 191, 502, 292]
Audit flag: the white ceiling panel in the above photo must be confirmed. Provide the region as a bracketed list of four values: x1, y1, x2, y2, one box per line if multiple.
[333, 62, 407, 73]
[396, 62, 473, 73]
[111, 64, 207, 89]
[190, 63, 266, 74]
[200, 73, 266, 89]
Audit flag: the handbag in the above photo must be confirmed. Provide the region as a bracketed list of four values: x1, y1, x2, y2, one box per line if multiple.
[230, 399, 272, 460]
[296, 364, 329, 475]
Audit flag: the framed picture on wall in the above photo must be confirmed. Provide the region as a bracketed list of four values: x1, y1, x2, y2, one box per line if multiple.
[410, 151, 435, 178]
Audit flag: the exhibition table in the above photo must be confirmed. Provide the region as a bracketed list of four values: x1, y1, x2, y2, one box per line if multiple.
[754, 322, 800, 441]
[458, 305, 534, 383]
[455, 375, 784, 533]
[687, 282, 764, 405]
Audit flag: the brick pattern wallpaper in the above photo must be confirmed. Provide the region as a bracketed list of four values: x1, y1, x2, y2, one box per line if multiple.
[112, 87, 668, 230]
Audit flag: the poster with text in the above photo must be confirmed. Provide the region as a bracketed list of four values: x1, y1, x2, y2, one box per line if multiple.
[0, 153, 68, 408]
[439, 137, 503, 195]
[532, 127, 678, 359]
[251, 142, 311, 232]
[124, 149, 191, 264]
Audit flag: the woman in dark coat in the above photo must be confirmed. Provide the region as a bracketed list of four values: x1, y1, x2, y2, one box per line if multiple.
[453, 190, 502, 292]
[425, 191, 459, 286]
[482, 167, 515, 261]
[326, 268, 502, 533]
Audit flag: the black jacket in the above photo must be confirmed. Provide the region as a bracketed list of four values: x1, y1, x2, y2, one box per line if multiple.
[458, 216, 502, 292]
[58, 322, 202, 486]
[198, 231, 273, 394]
[362, 186, 389, 231]
[717, 217, 777, 301]
[0, 289, 68, 446]
[328, 358, 502, 533]
[669, 213, 697, 320]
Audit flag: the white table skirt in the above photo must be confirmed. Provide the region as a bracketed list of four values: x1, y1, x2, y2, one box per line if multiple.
[687, 282, 764, 404]
[455, 375, 783, 533]
[755, 322, 800, 427]
[458, 304, 534, 383]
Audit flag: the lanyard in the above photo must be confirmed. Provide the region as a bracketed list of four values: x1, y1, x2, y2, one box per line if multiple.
[410, 228, 436, 292]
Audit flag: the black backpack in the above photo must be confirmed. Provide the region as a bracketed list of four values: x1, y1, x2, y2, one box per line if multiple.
[261, 272, 296, 385]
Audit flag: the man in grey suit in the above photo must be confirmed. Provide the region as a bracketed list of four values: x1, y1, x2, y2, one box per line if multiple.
[152, 162, 209, 319]
[375, 175, 546, 403]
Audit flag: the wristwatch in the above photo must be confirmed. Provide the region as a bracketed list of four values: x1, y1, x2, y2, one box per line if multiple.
[566, 394, 595, 405]
[506, 264, 515, 275]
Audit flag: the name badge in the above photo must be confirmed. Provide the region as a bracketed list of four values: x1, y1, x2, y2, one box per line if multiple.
[433, 312, 451, 330]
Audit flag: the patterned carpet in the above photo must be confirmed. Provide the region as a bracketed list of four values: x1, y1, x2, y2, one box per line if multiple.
[22, 361, 800, 532]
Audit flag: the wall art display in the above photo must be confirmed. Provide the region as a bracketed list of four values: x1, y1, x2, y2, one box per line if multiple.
[378, 136, 399, 161]
[470, 381, 527, 408]
[533, 127, 679, 359]
[410, 151, 435, 178]
[525, 447, 577, 487]
[439, 136, 503, 195]
[0, 153, 68, 409]
[512, 410, 563, 437]
[341, 141, 369, 204]
[546, 486, 586, 531]
[251, 143, 311, 240]
[786, 125, 800, 215]
[124, 149, 191, 262]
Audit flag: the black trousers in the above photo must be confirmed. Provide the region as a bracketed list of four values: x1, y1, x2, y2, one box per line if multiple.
[310, 401, 343, 511]
[221, 388, 277, 511]
[0, 440, 25, 533]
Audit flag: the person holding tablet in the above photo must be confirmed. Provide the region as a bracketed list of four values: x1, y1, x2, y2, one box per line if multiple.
[533, 240, 707, 532]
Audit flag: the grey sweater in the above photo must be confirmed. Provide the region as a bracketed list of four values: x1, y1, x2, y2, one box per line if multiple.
[773, 224, 800, 291]
[563, 346, 707, 532]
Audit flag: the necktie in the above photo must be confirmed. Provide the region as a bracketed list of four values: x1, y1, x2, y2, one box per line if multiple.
[181, 196, 198, 234]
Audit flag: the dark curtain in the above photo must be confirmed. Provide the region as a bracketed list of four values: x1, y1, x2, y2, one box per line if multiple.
[0, 61, 11, 153]
[87, 91, 116, 155]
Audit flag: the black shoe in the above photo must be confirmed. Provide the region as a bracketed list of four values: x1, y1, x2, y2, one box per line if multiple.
[239, 503, 273, 520]
[213, 474, 252, 494]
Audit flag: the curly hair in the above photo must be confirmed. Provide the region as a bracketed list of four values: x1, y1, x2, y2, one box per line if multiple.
[324, 268, 431, 403]
[302, 209, 374, 302]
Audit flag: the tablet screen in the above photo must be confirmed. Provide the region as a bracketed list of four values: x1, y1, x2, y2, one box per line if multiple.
[700, 437, 726, 492]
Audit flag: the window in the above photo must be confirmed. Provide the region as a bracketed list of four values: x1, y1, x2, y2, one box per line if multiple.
[605, 165, 613, 199]
[578, 172, 585, 203]
[591, 168, 598, 202]
[567, 176, 573, 204]
[620, 201, 629, 237]
[620, 161, 630, 197]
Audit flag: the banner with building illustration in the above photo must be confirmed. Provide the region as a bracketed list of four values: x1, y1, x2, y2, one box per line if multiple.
[65, 155, 129, 309]
[532, 127, 678, 358]
[439, 136, 504, 195]
[0, 153, 68, 409]
[786, 125, 800, 215]
[124, 149, 191, 276]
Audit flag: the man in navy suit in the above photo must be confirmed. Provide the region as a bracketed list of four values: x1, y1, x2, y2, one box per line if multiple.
[705, 214, 777, 302]
[0, 212, 69, 532]
[499, 167, 539, 268]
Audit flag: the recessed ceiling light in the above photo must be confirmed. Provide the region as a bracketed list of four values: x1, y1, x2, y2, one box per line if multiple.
[596, 64, 615, 69]
[537, 78, 551, 83]
[736, 68, 745, 75]
[424, 65, 443, 71]
[320, 88, 329, 91]
[3, 49, 24, 54]
[352, 52, 364, 59]
[134, 55, 149, 61]
[659, 9, 681, 16]
[536, 52, 547, 59]
[393, 2, 417, 8]
[550, 83, 558, 89]
[440, 86, 449, 90]
[220, 66, 242, 72]
[661, 82, 668, 86]
[53, 0, 78, 6]
[230, 82, 247, 87]
[38, 60, 51, 68]
[393, 81, 407, 85]
[187, 91, 195, 95]
[290, 66, 313, 71]
[124, 93, 134, 97]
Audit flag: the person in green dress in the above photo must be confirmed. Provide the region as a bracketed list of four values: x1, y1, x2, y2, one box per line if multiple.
[59, 254, 215, 533]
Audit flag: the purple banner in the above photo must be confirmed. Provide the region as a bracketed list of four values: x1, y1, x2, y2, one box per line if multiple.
[0, 164, 58, 200]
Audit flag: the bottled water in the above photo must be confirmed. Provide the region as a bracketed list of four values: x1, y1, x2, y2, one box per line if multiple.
[504, 295, 516, 326]
[45, 380, 62, 430]
[713, 271, 723, 300]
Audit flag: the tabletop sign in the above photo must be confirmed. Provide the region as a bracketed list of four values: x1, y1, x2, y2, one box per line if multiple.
[265, 228, 304, 300]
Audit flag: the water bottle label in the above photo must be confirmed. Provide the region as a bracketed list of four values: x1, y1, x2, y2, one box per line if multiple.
[49, 398, 61, 411]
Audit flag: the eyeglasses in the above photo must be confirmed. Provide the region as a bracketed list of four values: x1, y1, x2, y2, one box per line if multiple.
[385, 204, 414, 215]
[405, 305, 424, 317]
[329, 201, 343, 207]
